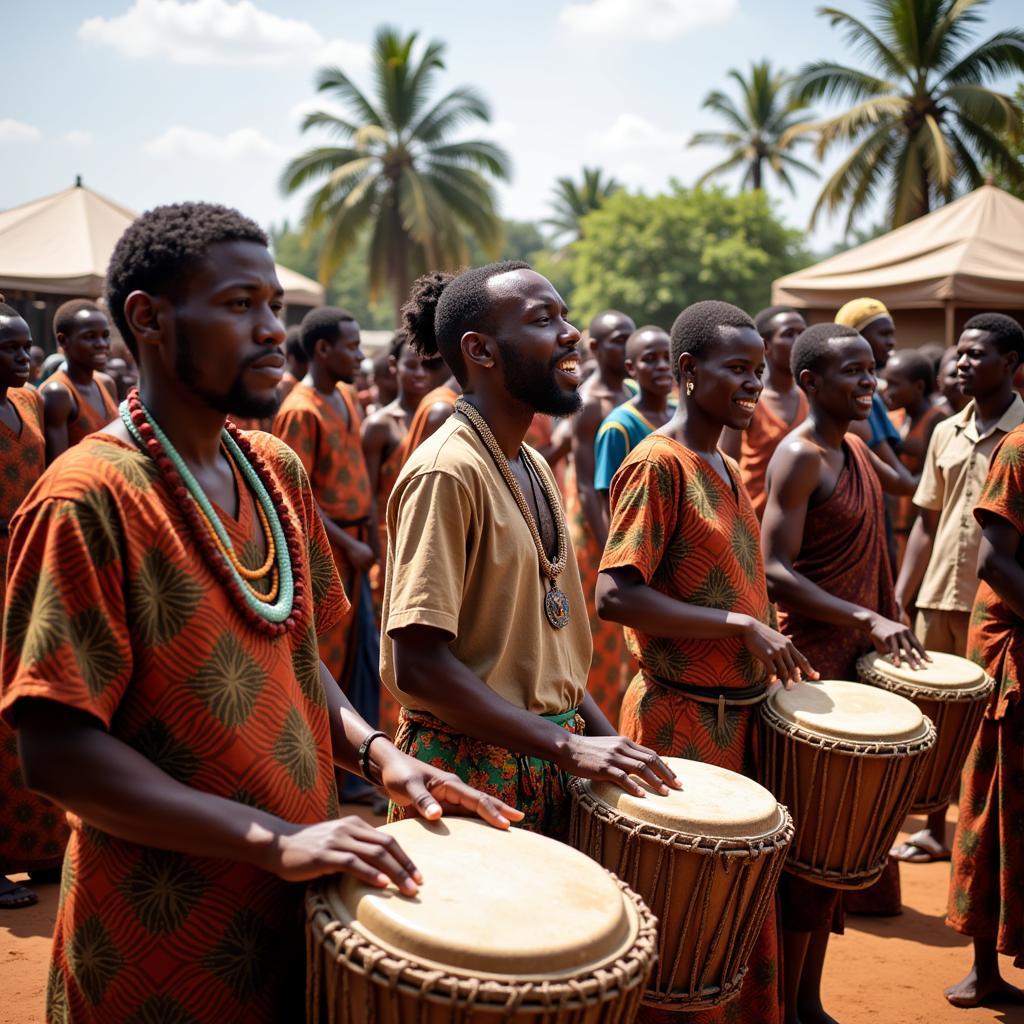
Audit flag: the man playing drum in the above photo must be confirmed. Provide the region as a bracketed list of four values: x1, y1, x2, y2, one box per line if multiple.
[597, 299, 815, 1024]
[761, 322, 926, 1024]
[0, 203, 521, 1023]
[382, 262, 678, 839]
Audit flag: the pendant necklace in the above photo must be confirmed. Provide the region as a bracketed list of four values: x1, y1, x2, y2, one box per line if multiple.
[455, 398, 571, 629]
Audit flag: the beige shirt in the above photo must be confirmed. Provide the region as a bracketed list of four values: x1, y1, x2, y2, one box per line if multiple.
[380, 416, 592, 715]
[914, 394, 1024, 612]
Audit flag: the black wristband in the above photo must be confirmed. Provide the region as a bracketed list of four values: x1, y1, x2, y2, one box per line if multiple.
[357, 730, 388, 786]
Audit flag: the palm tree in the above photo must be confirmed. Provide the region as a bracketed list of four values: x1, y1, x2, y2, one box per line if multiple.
[281, 27, 511, 320]
[544, 167, 621, 243]
[689, 61, 818, 194]
[790, 0, 1024, 231]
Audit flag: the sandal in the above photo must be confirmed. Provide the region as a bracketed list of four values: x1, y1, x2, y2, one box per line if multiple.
[891, 829, 951, 863]
[0, 877, 39, 909]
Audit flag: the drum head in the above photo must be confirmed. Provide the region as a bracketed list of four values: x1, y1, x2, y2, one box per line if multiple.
[859, 651, 987, 692]
[769, 679, 927, 743]
[585, 757, 784, 838]
[327, 817, 635, 976]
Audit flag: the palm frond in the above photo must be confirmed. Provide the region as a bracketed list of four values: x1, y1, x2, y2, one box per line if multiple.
[792, 61, 898, 105]
[280, 146, 365, 195]
[409, 86, 491, 144]
[299, 111, 360, 140]
[425, 139, 512, 179]
[941, 29, 1024, 85]
[315, 65, 384, 128]
[815, 6, 907, 78]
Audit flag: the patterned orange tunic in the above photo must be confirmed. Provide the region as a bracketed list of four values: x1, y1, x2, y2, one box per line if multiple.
[565, 457, 630, 726]
[0, 431, 347, 1022]
[273, 382, 371, 682]
[47, 369, 118, 447]
[0, 386, 70, 875]
[399, 385, 457, 469]
[600, 434, 781, 1024]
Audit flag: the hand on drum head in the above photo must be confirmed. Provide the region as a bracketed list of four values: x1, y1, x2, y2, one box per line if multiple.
[867, 613, 930, 669]
[560, 734, 681, 798]
[382, 757, 525, 831]
[740, 616, 818, 687]
[267, 816, 424, 894]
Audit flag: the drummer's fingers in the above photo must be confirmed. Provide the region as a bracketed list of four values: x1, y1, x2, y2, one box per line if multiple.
[791, 645, 818, 681]
[887, 635, 902, 666]
[624, 743, 681, 789]
[427, 776, 523, 827]
[777, 645, 799, 683]
[606, 765, 647, 798]
[341, 839, 419, 895]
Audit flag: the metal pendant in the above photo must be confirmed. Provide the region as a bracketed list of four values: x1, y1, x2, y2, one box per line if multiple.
[544, 586, 571, 630]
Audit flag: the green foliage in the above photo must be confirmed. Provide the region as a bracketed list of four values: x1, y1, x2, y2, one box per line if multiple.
[544, 167, 622, 244]
[281, 27, 511, 319]
[691, 60, 817, 194]
[791, 0, 1024, 230]
[992, 81, 1024, 197]
[566, 186, 807, 327]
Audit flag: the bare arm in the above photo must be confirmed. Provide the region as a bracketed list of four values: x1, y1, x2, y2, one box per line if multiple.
[866, 441, 917, 495]
[390, 623, 677, 796]
[420, 401, 455, 444]
[573, 400, 609, 547]
[596, 566, 813, 685]
[761, 440, 925, 665]
[41, 382, 74, 464]
[360, 414, 393, 560]
[97, 371, 119, 405]
[894, 509, 939, 612]
[976, 514, 1024, 622]
[719, 426, 743, 461]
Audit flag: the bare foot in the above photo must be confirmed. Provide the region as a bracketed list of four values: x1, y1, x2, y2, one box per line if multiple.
[944, 968, 1024, 1008]
[796, 1002, 840, 1024]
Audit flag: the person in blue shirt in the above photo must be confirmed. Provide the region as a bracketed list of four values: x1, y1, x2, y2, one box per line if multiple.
[594, 325, 674, 499]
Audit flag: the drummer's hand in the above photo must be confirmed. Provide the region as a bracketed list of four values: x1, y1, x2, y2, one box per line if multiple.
[740, 617, 818, 687]
[268, 817, 422, 894]
[379, 750, 524, 830]
[867, 613, 929, 669]
[560, 734, 680, 798]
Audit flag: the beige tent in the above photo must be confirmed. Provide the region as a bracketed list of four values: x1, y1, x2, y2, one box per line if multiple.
[772, 185, 1024, 347]
[0, 179, 324, 307]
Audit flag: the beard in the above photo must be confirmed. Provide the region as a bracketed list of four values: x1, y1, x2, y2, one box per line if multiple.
[175, 335, 281, 420]
[496, 338, 582, 417]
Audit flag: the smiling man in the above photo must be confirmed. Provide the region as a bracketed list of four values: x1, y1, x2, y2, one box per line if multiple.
[41, 299, 119, 463]
[0, 204, 519, 1022]
[382, 261, 678, 839]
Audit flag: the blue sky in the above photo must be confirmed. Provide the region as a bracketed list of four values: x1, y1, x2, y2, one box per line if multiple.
[5, 0, 1022, 255]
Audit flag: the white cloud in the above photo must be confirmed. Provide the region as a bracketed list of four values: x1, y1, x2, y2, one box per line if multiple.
[0, 119, 41, 142]
[589, 113, 688, 153]
[63, 130, 93, 146]
[561, 0, 738, 39]
[143, 125, 288, 161]
[79, 0, 367, 69]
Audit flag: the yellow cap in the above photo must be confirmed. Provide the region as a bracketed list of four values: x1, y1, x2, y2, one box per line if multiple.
[835, 297, 891, 332]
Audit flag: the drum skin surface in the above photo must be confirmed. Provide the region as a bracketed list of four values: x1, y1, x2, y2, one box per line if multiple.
[857, 652, 994, 813]
[306, 817, 657, 1023]
[759, 679, 936, 889]
[571, 757, 793, 1011]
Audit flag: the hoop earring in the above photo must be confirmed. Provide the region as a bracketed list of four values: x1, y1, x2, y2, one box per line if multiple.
[685, 381, 694, 396]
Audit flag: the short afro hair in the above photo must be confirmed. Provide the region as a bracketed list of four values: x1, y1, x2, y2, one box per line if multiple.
[389, 327, 410, 359]
[54, 298, 104, 342]
[105, 202, 268, 357]
[402, 262, 530, 384]
[299, 306, 357, 359]
[791, 323, 862, 382]
[0, 301, 20, 320]
[964, 313, 1024, 364]
[753, 304, 801, 339]
[887, 349, 935, 393]
[669, 300, 756, 382]
[284, 325, 305, 362]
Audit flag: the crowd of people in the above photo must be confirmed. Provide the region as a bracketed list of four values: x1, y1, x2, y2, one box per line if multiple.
[0, 199, 1020, 1023]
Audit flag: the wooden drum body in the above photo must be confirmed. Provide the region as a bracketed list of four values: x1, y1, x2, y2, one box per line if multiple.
[759, 679, 936, 890]
[569, 758, 793, 1012]
[857, 652, 994, 813]
[306, 817, 657, 1024]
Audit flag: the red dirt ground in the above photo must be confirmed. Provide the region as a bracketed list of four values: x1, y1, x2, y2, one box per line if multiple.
[2, 807, 1021, 1023]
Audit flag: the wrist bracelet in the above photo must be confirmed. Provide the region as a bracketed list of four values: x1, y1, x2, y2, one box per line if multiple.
[357, 730, 388, 786]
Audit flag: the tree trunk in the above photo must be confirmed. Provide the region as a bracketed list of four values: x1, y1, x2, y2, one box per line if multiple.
[752, 158, 763, 191]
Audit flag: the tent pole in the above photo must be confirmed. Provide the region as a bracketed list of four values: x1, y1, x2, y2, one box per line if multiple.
[944, 301, 955, 348]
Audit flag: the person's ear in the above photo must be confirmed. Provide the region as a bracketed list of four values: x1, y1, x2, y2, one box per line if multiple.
[798, 368, 816, 393]
[123, 291, 165, 352]
[461, 331, 496, 372]
[624, 358, 636, 378]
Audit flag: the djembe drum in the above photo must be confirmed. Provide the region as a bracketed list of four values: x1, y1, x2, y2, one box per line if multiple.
[569, 757, 793, 1011]
[759, 679, 936, 889]
[306, 817, 657, 1024]
[856, 652, 994, 812]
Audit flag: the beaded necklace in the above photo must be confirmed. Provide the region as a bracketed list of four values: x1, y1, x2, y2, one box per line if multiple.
[120, 389, 305, 637]
[455, 397, 571, 629]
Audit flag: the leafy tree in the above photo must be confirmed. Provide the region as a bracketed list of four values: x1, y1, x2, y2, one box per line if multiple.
[467, 218, 546, 265]
[690, 60, 817, 194]
[791, 0, 1024, 230]
[281, 27, 511, 320]
[992, 81, 1024, 197]
[544, 167, 621, 243]
[567, 186, 807, 327]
